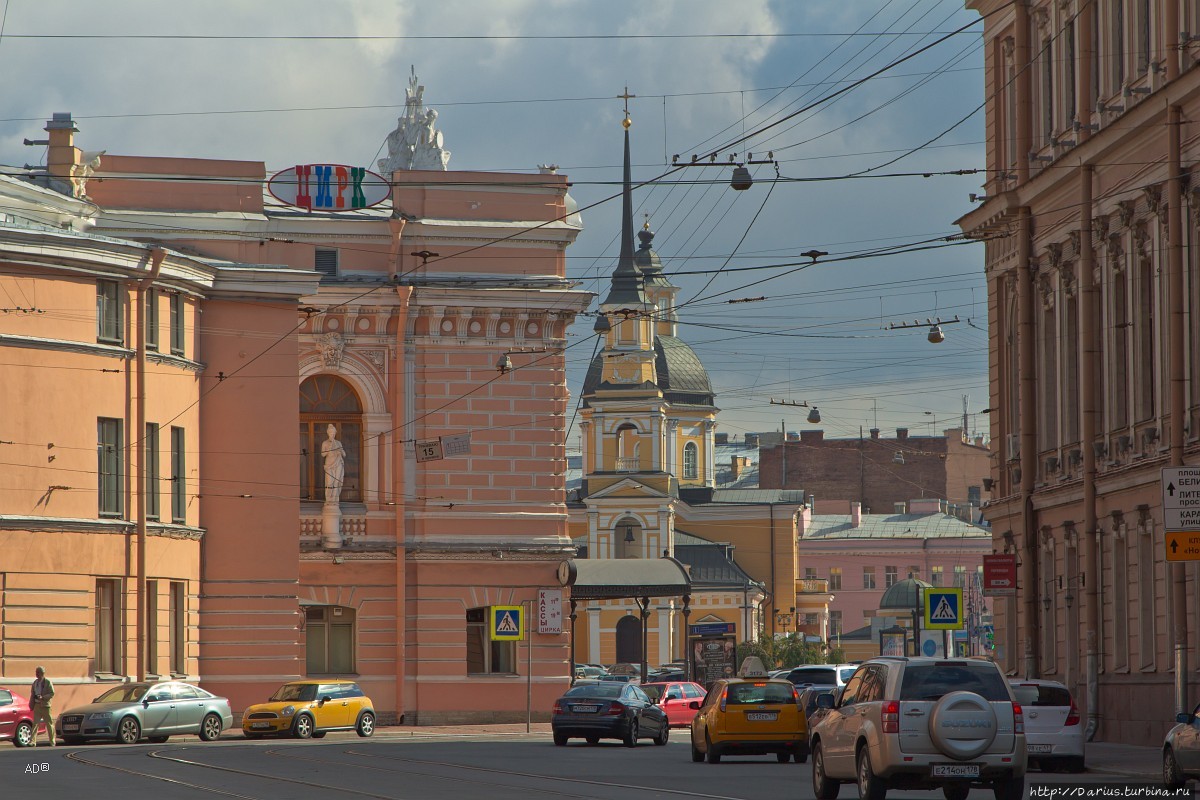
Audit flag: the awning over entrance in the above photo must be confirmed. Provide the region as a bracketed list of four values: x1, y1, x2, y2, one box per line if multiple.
[559, 557, 691, 600]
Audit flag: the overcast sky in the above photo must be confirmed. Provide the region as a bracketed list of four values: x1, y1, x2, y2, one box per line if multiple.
[0, 0, 990, 450]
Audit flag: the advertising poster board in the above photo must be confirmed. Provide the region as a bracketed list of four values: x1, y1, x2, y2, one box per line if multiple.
[692, 636, 736, 689]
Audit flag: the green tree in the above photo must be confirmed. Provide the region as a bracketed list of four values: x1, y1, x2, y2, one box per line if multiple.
[736, 633, 846, 670]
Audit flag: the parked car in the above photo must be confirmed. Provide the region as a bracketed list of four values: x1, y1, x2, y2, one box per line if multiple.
[1009, 679, 1084, 773]
[797, 685, 836, 732]
[551, 682, 668, 747]
[1164, 701, 1200, 788]
[574, 665, 606, 680]
[56, 681, 233, 745]
[242, 680, 375, 739]
[640, 681, 707, 727]
[0, 687, 37, 747]
[597, 674, 640, 684]
[809, 656, 1026, 800]
[689, 659, 808, 764]
[785, 663, 858, 688]
[652, 670, 686, 683]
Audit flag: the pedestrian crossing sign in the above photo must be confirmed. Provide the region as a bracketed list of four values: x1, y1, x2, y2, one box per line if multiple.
[923, 588, 964, 630]
[490, 605, 525, 641]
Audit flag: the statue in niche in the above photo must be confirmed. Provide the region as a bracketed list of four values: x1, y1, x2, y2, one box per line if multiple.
[321, 424, 346, 504]
[378, 67, 451, 173]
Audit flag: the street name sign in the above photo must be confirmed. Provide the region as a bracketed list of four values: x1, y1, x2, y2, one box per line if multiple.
[924, 588, 964, 630]
[1166, 531, 1200, 562]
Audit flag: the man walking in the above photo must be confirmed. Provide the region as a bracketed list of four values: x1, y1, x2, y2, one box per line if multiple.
[30, 666, 55, 746]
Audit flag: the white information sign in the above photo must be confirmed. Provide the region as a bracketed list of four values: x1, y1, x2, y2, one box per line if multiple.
[537, 589, 563, 634]
[442, 433, 472, 457]
[415, 439, 443, 463]
[1162, 467, 1200, 530]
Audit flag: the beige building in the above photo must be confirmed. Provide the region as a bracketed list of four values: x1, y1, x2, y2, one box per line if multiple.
[958, 0, 1200, 744]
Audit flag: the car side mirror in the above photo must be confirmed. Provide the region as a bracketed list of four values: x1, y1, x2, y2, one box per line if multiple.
[688, 700, 701, 710]
[1178, 712, 1193, 724]
[144, 696, 158, 704]
[320, 695, 332, 705]
[816, 694, 835, 710]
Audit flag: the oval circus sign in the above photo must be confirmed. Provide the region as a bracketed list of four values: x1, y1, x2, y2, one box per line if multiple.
[268, 164, 390, 211]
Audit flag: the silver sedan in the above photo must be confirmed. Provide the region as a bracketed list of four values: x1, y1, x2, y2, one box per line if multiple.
[56, 681, 233, 745]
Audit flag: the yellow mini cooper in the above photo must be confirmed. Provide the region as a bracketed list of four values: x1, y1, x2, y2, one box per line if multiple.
[242, 680, 375, 740]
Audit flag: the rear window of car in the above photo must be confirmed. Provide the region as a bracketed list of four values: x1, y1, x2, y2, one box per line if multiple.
[565, 684, 622, 698]
[726, 682, 795, 705]
[790, 667, 837, 685]
[839, 668, 857, 683]
[641, 685, 664, 702]
[1010, 684, 1071, 707]
[900, 663, 1011, 701]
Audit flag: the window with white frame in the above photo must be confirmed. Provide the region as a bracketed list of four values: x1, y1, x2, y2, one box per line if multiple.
[885, 566, 898, 588]
[829, 567, 842, 591]
[169, 293, 185, 356]
[96, 578, 121, 674]
[931, 565, 943, 586]
[682, 441, 698, 479]
[862, 566, 876, 589]
[97, 279, 123, 344]
[98, 417, 123, 517]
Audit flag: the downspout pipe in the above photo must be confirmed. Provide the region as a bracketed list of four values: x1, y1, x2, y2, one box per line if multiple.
[136, 246, 165, 681]
[1168, 103, 1188, 715]
[1017, 205, 1039, 679]
[1079, 165, 1100, 739]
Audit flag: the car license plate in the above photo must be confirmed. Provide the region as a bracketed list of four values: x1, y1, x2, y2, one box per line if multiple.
[251, 722, 271, 729]
[572, 705, 599, 713]
[1028, 744, 1052, 754]
[932, 764, 980, 778]
[746, 712, 778, 722]
[62, 723, 79, 732]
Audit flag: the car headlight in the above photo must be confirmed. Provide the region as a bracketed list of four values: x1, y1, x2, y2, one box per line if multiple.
[88, 712, 113, 721]
[281, 705, 295, 716]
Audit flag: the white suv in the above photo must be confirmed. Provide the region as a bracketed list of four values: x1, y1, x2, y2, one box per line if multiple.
[809, 656, 1026, 800]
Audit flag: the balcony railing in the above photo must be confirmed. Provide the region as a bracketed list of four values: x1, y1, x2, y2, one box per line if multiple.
[796, 579, 830, 594]
[616, 456, 640, 472]
[300, 514, 367, 541]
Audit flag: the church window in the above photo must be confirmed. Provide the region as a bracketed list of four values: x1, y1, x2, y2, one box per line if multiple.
[683, 442, 698, 479]
[300, 375, 363, 502]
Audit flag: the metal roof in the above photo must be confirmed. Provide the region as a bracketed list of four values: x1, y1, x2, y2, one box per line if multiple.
[802, 513, 990, 540]
[562, 557, 691, 600]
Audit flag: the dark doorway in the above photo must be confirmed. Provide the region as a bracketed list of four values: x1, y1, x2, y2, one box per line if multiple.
[615, 615, 643, 664]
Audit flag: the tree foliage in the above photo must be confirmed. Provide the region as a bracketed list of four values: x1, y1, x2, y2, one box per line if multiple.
[736, 633, 846, 670]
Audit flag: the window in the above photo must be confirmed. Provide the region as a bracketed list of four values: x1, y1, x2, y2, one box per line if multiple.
[145, 423, 160, 521]
[169, 581, 186, 674]
[300, 376, 363, 503]
[932, 565, 944, 586]
[1112, 0, 1126, 90]
[169, 293, 185, 356]
[829, 567, 842, 591]
[885, 566, 898, 588]
[804, 567, 817, 581]
[968, 486, 981, 506]
[1134, 243, 1156, 421]
[1138, 524, 1156, 669]
[907, 566, 921, 580]
[862, 566, 876, 589]
[1041, 37, 1054, 144]
[803, 613, 818, 626]
[98, 418, 123, 517]
[146, 580, 158, 673]
[1135, 0, 1151, 74]
[466, 607, 516, 674]
[682, 442, 698, 479]
[306, 605, 355, 674]
[1112, 261, 1130, 428]
[954, 565, 967, 587]
[315, 248, 339, 278]
[171, 426, 186, 523]
[1111, 526, 1129, 670]
[829, 610, 842, 636]
[97, 280, 123, 344]
[0, 689, 11, 706]
[96, 578, 121, 673]
[1063, 21, 1076, 127]
[145, 289, 159, 350]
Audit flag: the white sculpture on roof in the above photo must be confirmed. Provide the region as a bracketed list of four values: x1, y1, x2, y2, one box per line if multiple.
[378, 67, 451, 173]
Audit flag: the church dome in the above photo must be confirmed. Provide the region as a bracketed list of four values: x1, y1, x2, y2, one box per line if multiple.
[878, 577, 934, 612]
[581, 334, 714, 407]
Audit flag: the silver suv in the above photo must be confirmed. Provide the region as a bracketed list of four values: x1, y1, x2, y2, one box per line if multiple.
[809, 657, 1026, 800]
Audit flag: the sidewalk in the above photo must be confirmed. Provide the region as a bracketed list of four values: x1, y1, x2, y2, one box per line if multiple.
[384, 722, 552, 737]
[1082, 742, 1159, 780]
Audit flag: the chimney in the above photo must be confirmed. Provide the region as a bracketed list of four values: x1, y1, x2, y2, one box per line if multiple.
[870, 428, 880, 439]
[896, 427, 909, 439]
[800, 429, 823, 443]
[45, 113, 81, 184]
[850, 501, 862, 527]
[730, 455, 743, 480]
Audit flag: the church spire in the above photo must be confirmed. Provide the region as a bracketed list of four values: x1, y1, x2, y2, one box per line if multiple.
[601, 88, 646, 308]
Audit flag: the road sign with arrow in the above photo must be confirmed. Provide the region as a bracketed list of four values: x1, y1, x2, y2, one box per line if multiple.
[1163, 467, 1200, 560]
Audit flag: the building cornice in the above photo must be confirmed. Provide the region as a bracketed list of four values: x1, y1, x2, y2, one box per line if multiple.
[0, 516, 204, 539]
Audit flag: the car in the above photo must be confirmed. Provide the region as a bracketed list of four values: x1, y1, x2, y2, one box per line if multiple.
[1009, 679, 1084, 773]
[551, 682, 669, 747]
[640, 681, 707, 727]
[809, 656, 1026, 800]
[242, 680, 375, 739]
[1164, 701, 1200, 788]
[784, 663, 858, 688]
[797, 684, 836, 732]
[689, 659, 808, 764]
[0, 687, 37, 747]
[652, 670, 687, 683]
[574, 665, 607, 679]
[597, 674, 640, 684]
[56, 681, 233, 745]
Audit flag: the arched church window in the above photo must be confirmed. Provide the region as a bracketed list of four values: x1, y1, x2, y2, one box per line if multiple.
[616, 423, 640, 472]
[683, 441, 699, 479]
[300, 375, 363, 503]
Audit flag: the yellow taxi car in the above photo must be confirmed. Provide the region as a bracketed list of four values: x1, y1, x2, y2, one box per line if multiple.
[690, 658, 807, 764]
[242, 680, 375, 740]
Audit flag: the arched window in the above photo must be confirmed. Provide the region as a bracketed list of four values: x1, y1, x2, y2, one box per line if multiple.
[616, 423, 640, 472]
[300, 375, 363, 502]
[682, 441, 698, 479]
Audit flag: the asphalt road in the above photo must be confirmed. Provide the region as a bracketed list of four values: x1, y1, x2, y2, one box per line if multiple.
[0, 731, 1159, 800]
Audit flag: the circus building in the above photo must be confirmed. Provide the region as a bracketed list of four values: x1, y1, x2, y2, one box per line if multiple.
[0, 73, 589, 724]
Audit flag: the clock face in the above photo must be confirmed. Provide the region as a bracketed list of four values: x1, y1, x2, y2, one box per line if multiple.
[557, 560, 573, 586]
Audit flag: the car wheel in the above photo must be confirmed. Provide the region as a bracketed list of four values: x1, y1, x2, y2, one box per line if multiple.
[777, 751, 792, 763]
[704, 731, 721, 764]
[553, 731, 568, 746]
[654, 723, 669, 746]
[292, 714, 314, 740]
[691, 736, 705, 762]
[943, 784, 970, 800]
[585, 735, 599, 746]
[857, 746, 888, 800]
[116, 716, 141, 745]
[199, 713, 223, 742]
[311, 731, 327, 739]
[624, 718, 638, 748]
[992, 775, 1025, 800]
[812, 742, 840, 800]
[1165, 748, 1185, 790]
[13, 721, 34, 748]
[795, 743, 809, 764]
[356, 711, 375, 738]
[147, 736, 170, 744]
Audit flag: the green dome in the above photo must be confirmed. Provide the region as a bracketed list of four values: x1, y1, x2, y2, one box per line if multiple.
[878, 577, 934, 612]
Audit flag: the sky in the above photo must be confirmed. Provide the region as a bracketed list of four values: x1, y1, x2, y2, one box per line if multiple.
[0, 0, 991, 450]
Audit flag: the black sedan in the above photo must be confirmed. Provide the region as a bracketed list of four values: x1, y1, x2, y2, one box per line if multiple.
[551, 682, 668, 747]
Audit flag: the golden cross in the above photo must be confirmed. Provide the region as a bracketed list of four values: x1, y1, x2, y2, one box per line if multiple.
[618, 86, 636, 117]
